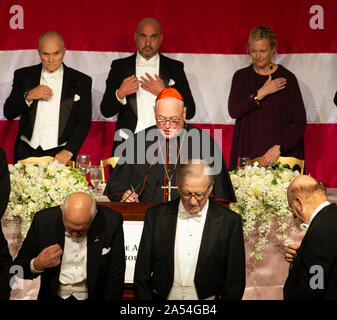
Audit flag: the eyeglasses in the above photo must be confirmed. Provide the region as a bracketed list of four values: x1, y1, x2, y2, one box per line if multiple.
[156, 113, 183, 126]
[180, 185, 211, 201]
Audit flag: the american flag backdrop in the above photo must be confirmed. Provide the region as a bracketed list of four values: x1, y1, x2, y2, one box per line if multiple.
[0, 0, 336, 186]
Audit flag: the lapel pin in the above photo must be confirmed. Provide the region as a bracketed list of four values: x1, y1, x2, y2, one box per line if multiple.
[94, 236, 99, 243]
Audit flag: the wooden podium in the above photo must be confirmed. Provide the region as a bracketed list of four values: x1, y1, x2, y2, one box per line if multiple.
[98, 201, 157, 220]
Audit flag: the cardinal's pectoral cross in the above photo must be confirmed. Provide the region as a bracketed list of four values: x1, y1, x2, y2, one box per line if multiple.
[161, 179, 178, 201]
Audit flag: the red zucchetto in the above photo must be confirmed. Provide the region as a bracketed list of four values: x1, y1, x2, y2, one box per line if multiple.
[156, 87, 184, 102]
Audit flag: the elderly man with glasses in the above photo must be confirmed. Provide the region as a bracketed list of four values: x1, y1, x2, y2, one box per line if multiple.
[133, 160, 246, 300]
[104, 88, 236, 204]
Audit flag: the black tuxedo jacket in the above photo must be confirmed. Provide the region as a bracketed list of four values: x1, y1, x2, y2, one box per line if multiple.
[0, 228, 12, 300]
[0, 148, 12, 299]
[284, 203, 337, 300]
[13, 205, 125, 300]
[4, 63, 92, 159]
[134, 198, 246, 300]
[0, 148, 10, 218]
[100, 53, 195, 151]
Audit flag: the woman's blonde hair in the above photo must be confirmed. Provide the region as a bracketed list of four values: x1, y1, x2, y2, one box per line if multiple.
[248, 25, 277, 49]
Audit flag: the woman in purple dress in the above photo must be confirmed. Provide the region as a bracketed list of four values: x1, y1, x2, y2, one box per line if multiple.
[228, 25, 307, 170]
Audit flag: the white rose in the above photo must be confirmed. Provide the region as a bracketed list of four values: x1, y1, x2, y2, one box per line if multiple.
[39, 161, 49, 169]
[25, 164, 36, 176]
[47, 165, 57, 175]
[59, 178, 70, 189]
[43, 179, 52, 188]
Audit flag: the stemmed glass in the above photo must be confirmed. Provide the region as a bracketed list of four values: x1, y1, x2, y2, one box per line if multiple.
[89, 166, 103, 192]
[237, 156, 251, 169]
[76, 154, 91, 175]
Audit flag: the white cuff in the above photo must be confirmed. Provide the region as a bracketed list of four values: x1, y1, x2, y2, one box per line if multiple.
[25, 99, 33, 107]
[30, 258, 44, 274]
[115, 89, 127, 105]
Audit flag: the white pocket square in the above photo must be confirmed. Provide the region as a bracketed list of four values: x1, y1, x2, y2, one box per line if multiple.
[74, 94, 81, 102]
[168, 79, 175, 86]
[102, 247, 111, 255]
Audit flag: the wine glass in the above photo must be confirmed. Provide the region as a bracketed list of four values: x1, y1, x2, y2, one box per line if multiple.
[76, 154, 91, 175]
[237, 156, 251, 169]
[90, 166, 102, 192]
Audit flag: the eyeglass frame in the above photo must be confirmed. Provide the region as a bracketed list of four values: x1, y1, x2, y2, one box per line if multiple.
[155, 112, 184, 126]
[178, 184, 212, 201]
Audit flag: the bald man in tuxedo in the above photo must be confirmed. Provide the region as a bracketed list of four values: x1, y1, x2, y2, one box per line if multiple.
[100, 17, 195, 153]
[4, 31, 92, 164]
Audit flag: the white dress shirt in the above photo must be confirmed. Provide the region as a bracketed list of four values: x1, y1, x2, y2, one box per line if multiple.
[167, 199, 214, 300]
[30, 232, 88, 300]
[22, 65, 64, 150]
[57, 232, 88, 300]
[116, 52, 160, 135]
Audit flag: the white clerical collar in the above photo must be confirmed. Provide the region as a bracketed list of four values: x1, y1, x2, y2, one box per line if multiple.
[178, 199, 209, 222]
[136, 51, 159, 66]
[41, 64, 63, 80]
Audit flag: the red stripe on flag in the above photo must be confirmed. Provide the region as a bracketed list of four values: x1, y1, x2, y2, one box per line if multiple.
[0, 0, 335, 53]
[1, 120, 336, 187]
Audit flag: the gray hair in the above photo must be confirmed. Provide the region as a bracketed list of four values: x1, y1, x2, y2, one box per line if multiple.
[154, 97, 185, 112]
[38, 31, 65, 50]
[176, 159, 215, 187]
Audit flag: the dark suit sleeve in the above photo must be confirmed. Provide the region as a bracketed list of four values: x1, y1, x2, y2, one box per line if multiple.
[0, 149, 10, 218]
[64, 74, 92, 156]
[103, 211, 126, 300]
[334, 91, 337, 107]
[100, 60, 126, 118]
[0, 228, 12, 300]
[3, 69, 33, 120]
[170, 61, 195, 120]
[284, 219, 337, 300]
[221, 214, 246, 300]
[13, 214, 43, 280]
[134, 209, 155, 299]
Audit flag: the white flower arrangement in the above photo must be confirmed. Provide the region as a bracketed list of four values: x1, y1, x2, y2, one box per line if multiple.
[229, 162, 300, 262]
[6, 160, 94, 236]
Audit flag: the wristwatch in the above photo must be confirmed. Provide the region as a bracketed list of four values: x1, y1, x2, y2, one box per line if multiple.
[249, 93, 260, 107]
[253, 95, 260, 107]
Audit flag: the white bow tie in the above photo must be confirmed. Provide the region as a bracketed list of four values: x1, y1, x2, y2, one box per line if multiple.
[137, 59, 157, 68]
[178, 211, 202, 223]
[43, 72, 60, 82]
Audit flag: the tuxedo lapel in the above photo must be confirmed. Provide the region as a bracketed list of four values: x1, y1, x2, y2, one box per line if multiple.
[159, 53, 170, 88]
[59, 64, 76, 139]
[27, 65, 43, 130]
[195, 201, 223, 276]
[51, 207, 65, 296]
[127, 54, 138, 117]
[161, 200, 179, 280]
